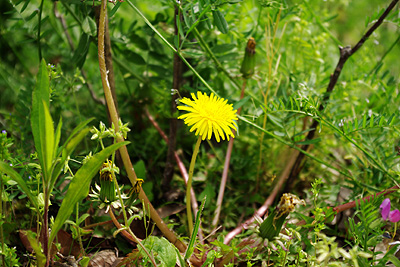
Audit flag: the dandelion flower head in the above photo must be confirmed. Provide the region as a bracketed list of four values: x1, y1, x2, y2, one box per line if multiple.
[178, 92, 238, 142]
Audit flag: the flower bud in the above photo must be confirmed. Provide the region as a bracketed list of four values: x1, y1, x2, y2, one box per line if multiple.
[99, 161, 117, 203]
[240, 37, 256, 79]
[126, 178, 144, 207]
[259, 193, 305, 240]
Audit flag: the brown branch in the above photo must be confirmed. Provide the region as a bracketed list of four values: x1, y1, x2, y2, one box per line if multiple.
[333, 185, 399, 214]
[108, 208, 141, 243]
[94, 6, 117, 109]
[162, 5, 181, 191]
[284, 0, 399, 191]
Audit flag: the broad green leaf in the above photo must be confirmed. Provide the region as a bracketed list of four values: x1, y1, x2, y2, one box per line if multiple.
[49, 141, 129, 247]
[41, 100, 55, 180]
[0, 161, 39, 213]
[212, 9, 229, 34]
[23, 230, 46, 267]
[141, 236, 176, 267]
[126, 50, 146, 66]
[133, 160, 146, 179]
[54, 117, 62, 158]
[58, 118, 94, 158]
[31, 59, 50, 180]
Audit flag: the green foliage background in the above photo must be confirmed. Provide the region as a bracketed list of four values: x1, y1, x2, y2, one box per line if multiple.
[1, 0, 400, 264]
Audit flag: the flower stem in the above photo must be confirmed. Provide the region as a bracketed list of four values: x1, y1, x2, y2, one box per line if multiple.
[187, 136, 202, 235]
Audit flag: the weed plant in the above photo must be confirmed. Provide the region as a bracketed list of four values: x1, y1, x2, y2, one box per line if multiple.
[1, 0, 400, 266]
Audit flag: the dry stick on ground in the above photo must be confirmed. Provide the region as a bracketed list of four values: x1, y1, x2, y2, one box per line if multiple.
[162, 6, 181, 192]
[145, 109, 205, 243]
[283, 0, 399, 193]
[53, 2, 105, 106]
[97, 0, 186, 253]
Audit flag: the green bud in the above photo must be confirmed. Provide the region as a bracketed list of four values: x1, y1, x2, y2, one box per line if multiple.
[99, 161, 117, 203]
[259, 193, 305, 240]
[240, 37, 256, 79]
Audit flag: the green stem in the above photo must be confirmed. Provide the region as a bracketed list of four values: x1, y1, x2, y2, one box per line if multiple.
[75, 203, 84, 256]
[186, 136, 202, 235]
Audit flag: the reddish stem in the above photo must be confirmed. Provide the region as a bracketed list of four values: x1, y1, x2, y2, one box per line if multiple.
[108, 208, 142, 243]
[333, 185, 399, 213]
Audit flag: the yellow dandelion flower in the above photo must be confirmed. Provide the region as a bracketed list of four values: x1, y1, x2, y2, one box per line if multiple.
[177, 92, 238, 142]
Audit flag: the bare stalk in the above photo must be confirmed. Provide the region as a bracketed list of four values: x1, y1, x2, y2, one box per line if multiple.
[212, 79, 247, 228]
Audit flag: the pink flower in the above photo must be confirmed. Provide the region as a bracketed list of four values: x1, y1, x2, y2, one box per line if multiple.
[380, 198, 391, 220]
[380, 198, 400, 223]
[389, 210, 400, 223]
